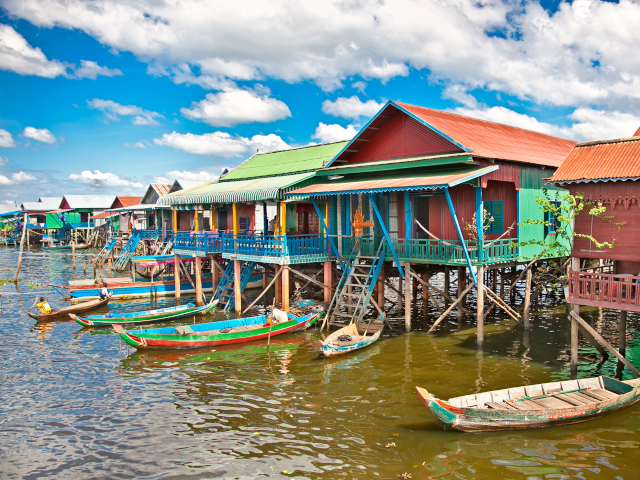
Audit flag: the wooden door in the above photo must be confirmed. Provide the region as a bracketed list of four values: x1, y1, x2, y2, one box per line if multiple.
[388, 192, 399, 239]
[414, 197, 429, 239]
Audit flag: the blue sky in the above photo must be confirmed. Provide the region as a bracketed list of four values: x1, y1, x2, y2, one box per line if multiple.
[1, 0, 639, 205]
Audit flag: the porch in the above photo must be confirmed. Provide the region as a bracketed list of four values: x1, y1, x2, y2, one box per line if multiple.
[567, 268, 640, 313]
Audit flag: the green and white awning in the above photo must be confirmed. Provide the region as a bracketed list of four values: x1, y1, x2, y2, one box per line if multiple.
[158, 172, 316, 207]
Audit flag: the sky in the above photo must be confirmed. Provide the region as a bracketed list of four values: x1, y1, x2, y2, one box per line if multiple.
[1, 0, 640, 206]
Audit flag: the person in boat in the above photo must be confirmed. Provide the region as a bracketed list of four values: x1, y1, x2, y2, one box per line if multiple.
[33, 296, 52, 315]
[99, 283, 109, 300]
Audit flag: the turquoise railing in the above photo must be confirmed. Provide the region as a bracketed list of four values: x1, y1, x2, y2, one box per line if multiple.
[173, 232, 222, 255]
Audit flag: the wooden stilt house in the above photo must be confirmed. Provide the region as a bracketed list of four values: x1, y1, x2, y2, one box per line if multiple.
[288, 101, 576, 337]
[549, 130, 640, 376]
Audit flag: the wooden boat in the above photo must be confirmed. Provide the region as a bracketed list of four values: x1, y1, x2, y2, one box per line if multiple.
[113, 309, 321, 349]
[416, 375, 640, 432]
[69, 277, 216, 301]
[69, 300, 218, 327]
[319, 319, 384, 357]
[27, 293, 112, 320]
[43, 243, 90, 250]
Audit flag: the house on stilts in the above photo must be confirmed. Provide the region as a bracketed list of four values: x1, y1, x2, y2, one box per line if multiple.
[287, 101, 577, 340]
[549, 128, 640, 377]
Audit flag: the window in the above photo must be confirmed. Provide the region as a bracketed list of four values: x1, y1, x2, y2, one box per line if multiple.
[484, 201, 504, 234]
[546, 201, 561, 235]
[218, 210, 228, 230]
[239, 216, 251, 231]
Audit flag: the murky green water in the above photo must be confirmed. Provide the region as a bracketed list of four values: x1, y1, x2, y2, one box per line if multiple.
[1, 247, 639, 479]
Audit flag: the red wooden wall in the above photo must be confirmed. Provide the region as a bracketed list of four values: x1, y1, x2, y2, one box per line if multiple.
[348, 112, 463, 164]
[483, 180, 517, 240]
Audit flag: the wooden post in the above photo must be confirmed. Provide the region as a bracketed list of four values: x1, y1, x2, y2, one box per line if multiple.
[523, 268, 532, 329]
[398, 275, 403, 313]
[619, 310, 627, 357]
[281, 202, 287, 233]
[232, 203, 239, 235]
[13, 213, 27, 282]
[233, 259, 241, 313]
[194, 210, 199, 233]
[211, 256, 219, 292]
[211, 206, 217, 231]
[282, 265, 290, 312]
[412, 270, 418, 301]
[72, 240, 76, 278]
[275, 265, 282, 304]
[194, 256, 203, 306]
[174, 253, 181, 301]
[377, 262, 385, 308]
[570, 257, 580, 373]
[173, 210, 178, 233]
[405, 263, 411, 332]
[457, 267, 465, 322]
[422, 273, 429, 317]
[323, 261, 332, 303]
[444, 266, 450, 295]
[477, 265, 484, 344]
[262, 268, 268, 290]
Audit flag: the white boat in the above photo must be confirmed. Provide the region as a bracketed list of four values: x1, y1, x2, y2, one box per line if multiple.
[319, 318, 384, 357]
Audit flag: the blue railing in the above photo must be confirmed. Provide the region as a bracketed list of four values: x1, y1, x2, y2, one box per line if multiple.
[26, 223, 47, 229]
[221, 233, 330, 259]
[173, 232, 223, 255]
[69, 221, 94, 229]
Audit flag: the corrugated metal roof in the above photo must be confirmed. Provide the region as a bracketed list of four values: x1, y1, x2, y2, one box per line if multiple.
[159, 172, 316, 205]
[549, 136, 640, 183]
[38, 197, 63, 208]
[92, 212, 118, 219]
[221, 141, 348, 181]
[22, 197, 62, 212]
[62, 195, 117, 209]
[635, 127, 640, 137]
[151, 184, 171, 196]
[287, 166, 498, 197]
[115, 196, 143, 208]
[168, 179, 210, 194]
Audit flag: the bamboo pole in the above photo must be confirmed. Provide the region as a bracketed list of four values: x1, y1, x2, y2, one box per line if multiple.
[477, 265, 484, 344]
[289, 267, 335, 292]
[523, 268, 532, 328]
[242, 267, 283, 314]
[13, 213, 27, 282]
[404, 263, 411, 332]
[174, 253, 181, 301]
[428, 282, 475, 333]
[408, 269, 444, 314]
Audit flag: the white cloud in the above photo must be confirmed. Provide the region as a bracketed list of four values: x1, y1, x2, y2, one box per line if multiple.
[454, 106, 640, 143]
[0, 174, 11, 185]
[73, 60, 122, 79]
[0, 156, 8, 166]
[0, 24, 68, 78]
[181, 86, 291, 127]
[321, 96, 383, 120]
[442, 85, 479, 109]
[154, 131, 289, 157]
[312, 122, 357, 143]
[87, 99, 163, 126]
[68, 169, 143, 188]
[166, 170, 219, 182]
[22, 127, 56, 144]
[11, 171, 38, 182]
[124, 141, 146, 149]
[0, 129, 16, 148]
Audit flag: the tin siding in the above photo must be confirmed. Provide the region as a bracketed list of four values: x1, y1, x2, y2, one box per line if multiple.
[479, 160, 521, 189]
[570, 182, 640, 262]
[429, 196, 443, 238]
[442, 184, 476, 240]
[483, 180, 517, 240]
[348, 112, 463, 164]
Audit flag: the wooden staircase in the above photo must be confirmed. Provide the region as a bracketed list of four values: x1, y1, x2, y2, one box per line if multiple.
[213, 261, 256, 311]
[326, 239, 386, 328]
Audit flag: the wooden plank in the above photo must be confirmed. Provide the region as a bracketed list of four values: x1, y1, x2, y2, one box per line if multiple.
[580, 390, 610, 402]
[569, 310, 640, 377]
[564, 392, 598, 405]
[531, 397, 574, 409]
[517, 400, 544, 410]
[587, 388, 618, 400]
[553, 394, 587, 406]
[427, 282, 475, 333]
[485, 402, 510, 410]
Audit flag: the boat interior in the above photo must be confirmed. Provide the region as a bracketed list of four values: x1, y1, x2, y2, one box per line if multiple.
[447, 376, 634, 411]
[327, 321, 383, 346]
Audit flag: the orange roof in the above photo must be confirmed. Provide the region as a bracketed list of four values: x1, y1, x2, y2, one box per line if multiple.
[395, 102, 577, 167]
[92, 212, 118, 219]
[635, 126, 640, 137]
[550, 136, 640, 183]
[116, 196, 143, 208]
[151, 184, 171, 196]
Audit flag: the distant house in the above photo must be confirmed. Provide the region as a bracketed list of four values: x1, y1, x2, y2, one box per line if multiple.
[57, 195, 117, 229]
[21, 197, 62, 228]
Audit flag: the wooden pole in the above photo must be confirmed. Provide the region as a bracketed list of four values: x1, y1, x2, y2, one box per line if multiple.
[428, 282, 475, 333]
[174, 253, 181, 301]
[282, 265, 290, 312]
[377, 262, 385, 308]
[523, 267, 532, 329]
[72, 240, 76, 279]
[233, 259, 241, 313]
[275, 265, 282, 304]
[477, 265, 484, 344]
[324, 260, 332, 303]
[13, 213, 27, 282]
[457, 267, 465, 322]
[242, 267, 283, 314]
[405, 263, 411, 333]
[619, 310, 627, 357]
[194, 256, 203, 306]
[211, 256, 219, 291]
[444, 266, 450, 294]
[570, 257, 580, 373]
[422, 273, 429, 317]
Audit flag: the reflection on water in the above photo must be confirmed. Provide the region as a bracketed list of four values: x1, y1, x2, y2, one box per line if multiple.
[1, 246, 640, 479]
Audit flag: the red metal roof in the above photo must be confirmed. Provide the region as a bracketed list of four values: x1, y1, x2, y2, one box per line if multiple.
[635, 126, 640, 137]
[289, 166, 497, 196]
[396, 103, 577, 167]
[115, 196, 143, 208]
[91, 212, 118, 219]
[151, 184, 171, 196]
[550, 137, 640, 183]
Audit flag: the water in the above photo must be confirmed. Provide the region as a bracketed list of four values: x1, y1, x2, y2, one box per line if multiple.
[1, 247, 640, 479]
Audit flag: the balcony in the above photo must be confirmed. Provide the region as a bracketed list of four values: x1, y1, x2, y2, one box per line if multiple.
[69, 221, 94, 229]
[26, 223, 47, 229]
[567, 269, 640, 313]
[172, 232, 223, 257]
[221, 233, 331, 264]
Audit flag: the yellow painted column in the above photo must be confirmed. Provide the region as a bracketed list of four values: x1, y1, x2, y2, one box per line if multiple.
[194, 210, 199, 233]
[173, 210, 177, 233]
[282, 202, 287, 233]
[211, 206, 217, 231]
[232, 203, 239, 235]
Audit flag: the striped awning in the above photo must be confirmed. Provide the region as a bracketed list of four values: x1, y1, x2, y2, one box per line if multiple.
[158, 172, 316, 206]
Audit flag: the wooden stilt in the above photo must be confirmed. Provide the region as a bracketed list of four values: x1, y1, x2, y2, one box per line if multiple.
[523, 267, 532, 329]
[444, 266, 450, 295]
[457, 267, 465, 322]
[242, 267, 283, 314]
[377, 262, 385, 308]
[263, 268, 268, 290]
[422, 273, 429, 317]
[324, 260, 332, 303]
[194, 256, 203, 306]
[570, 257, 580, 373]
[405, 263, 411, 333]
[275, 265, 282, 304]
[233, 259, 242, 313]
[282, 265, 290, 312]
[428, 282, 475, 333]
[398, 275, 403, 314]
[619, 310, 627, 357]
[477, 265, 484, 344]
[412, 270, 418, 301]
[211, 256, 219, 292]
[174, 253, 181, 301]
[13, 213, 27, 282]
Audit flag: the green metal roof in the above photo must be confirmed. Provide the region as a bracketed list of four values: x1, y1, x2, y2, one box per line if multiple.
[220, 141, 348, 181]
[158, 172, 316, 206]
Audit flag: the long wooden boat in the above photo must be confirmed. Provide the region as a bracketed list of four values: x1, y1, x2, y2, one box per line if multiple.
[28, 293, 112, 320]
[69, 300, 218, 327]
[113, 309, 321, 349]
[319, 320, 383, 357]
[43, 243, 90, 250]
[416, 375, 640, 432]
[69, 277, 216, 302]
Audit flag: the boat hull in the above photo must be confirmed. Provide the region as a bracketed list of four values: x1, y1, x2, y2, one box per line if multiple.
[320, 322, 383, 357]
[70, 301, 217, 326]
[415, 383, 640, 432]
[27, 295, 112, 320]
[114, 312, 320, 350]
[70, 279, 215, 302]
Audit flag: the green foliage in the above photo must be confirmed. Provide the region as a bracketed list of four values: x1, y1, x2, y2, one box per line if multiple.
[462, 209, 493, 242]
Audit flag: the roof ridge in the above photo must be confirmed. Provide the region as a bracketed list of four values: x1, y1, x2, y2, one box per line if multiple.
[253, 140, 348, 157]
[218, 170, 317, 183]
[575, 136, 640, 147]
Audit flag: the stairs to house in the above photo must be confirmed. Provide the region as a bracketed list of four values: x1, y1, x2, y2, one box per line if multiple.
[326, 239, 386, 328]
[95, 235, 117, 266]
[113, 230, 142, 271]
[213, 261, 257, 311]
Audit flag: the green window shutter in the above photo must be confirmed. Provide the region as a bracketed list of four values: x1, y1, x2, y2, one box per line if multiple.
[492, 201, 503, 233]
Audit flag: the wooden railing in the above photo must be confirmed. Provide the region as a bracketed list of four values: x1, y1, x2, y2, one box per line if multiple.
[567, 269, 640, 312]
